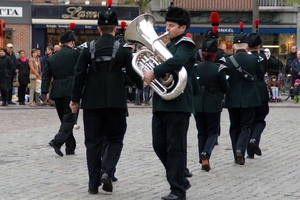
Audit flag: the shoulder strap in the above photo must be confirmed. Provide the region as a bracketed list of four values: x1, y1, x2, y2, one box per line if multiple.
[90, 40, 97, 72]
[109, 40, 120, 71]
[90, 40, 96, 59]
[229, 55, 242, 72]
[198, 49, 203, 61]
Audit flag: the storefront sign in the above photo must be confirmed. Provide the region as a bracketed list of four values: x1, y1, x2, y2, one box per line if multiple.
[40, 24, 97, 29]
[62, 7, 99, 19]
[218, 28, 234, 33]
[0, 7, 23, 17]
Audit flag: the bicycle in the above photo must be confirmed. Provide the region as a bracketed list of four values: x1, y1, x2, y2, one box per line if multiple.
[279, 74, 293, 101]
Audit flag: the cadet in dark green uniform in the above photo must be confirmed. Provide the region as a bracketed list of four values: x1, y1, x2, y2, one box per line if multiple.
[221, 34, 263, 165]
[247, 32, 269, 158]
[41, 31, 79, 157]
[69, 7, 143, 195]
[143, 6, 195, 200]
[193, 38, 229, 172]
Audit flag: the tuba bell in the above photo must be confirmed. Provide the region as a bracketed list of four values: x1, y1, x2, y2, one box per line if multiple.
[124, 13, 187, 101]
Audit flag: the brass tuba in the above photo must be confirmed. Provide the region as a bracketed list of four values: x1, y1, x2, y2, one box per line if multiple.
[124, 13, 187, 101]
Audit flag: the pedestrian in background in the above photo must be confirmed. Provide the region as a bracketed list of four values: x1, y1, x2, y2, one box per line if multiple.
[28, 48, 43, 107]
[0, 48, 14, 106]
[16, 50, 30, 105]
[293, 79, 300, 103]
[53, 45, 61, 53]
[41, 31, 79, 157]
[69, 6, 143, 194]
[286, 45, 297, 74]
[193, 38, 229, 172]
[291, 50, 300, 85]
[5, 43, 17, 105]
[222, 33, 263, 165]
[41, 46, 54, 72]
[143, 6, 196, 200]
[41, 45, 55, 106]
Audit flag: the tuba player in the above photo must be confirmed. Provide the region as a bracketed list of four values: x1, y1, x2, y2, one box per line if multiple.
[143, 6, 196, 200]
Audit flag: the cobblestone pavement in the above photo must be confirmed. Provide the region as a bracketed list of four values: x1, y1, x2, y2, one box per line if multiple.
[0, 97, 300, 200]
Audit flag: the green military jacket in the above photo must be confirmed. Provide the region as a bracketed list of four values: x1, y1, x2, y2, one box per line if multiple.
[41, 46, 80, 99]
[194, 61, 229, 113]
[222, 49, 263, 108]
[152, 33, 196, 113]
[250, 50, 269, 102]
[215, 48, 225, 63]
[71, 34, 143, 110]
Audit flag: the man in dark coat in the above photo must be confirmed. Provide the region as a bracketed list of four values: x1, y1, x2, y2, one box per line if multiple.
[5, 43, 18, 105]
[41, 31, 79, 157]
[247, 33, 269, 159]
[69, 8, 143, 194]
[221, 34, 263, 165]
[286, 45, 297, 74]
[0, 48, 14, 106]
[143, 7, 196, 200]
[291, 50, 300, 85]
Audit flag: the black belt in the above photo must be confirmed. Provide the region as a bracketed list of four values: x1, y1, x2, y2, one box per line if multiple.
[199, 86, 219, 92]
[53, 75, 74, 80]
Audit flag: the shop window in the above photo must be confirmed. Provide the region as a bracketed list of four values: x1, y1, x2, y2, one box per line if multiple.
[262, 33, 295, 65]
[47, 28, 56, 34]
[4, 29, 13, 46]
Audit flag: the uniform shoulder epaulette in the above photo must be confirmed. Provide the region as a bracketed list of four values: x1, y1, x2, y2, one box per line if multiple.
[123, 43, 133, 48]
[258, 55, 264, 62]
[175, 36, 195, 45]
[219, 56, 226, 63]
[218, 63, 227, 72]
[77, 42, 89, 50]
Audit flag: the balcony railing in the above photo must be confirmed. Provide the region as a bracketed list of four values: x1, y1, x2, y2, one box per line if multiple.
[154, 0, 294, 11]
[259, 0, 290, 7]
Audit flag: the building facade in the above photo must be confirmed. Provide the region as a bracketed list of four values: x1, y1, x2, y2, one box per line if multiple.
[150, 0, 299, 64]
[1, 0, 299, 65]
[0, 0, 31, 56]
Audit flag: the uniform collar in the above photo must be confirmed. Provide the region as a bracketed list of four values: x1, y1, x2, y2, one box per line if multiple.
[235, 49, 248, 54]
[170, 33, 185, 43]
[101, 34, 115, 39]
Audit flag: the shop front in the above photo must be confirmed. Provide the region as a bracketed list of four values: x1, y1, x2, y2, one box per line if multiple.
[31, 4, 139, 54]
[0, 1, 31, 54]
[152, 10, 297, 64]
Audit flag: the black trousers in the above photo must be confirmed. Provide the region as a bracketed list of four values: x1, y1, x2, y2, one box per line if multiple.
[194, 112, 220, 162]
[53, 97, 76, 153]
[0, 90, 8, 103]
[228, 107, 255, 160]
[7, 77, 13, 102]
[247, 101, 269, 156]
[83, 108, 127, 189]
[18, 84, 27, 103]
[152, 112, 190, 198]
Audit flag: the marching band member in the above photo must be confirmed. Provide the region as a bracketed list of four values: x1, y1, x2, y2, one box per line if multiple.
[70, 1, 143, 194]
[143, 4, 196, 200]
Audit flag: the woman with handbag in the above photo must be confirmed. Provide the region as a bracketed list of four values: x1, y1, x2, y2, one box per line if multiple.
[28, 48, 43, 106]
[16, 50, 30, 105]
